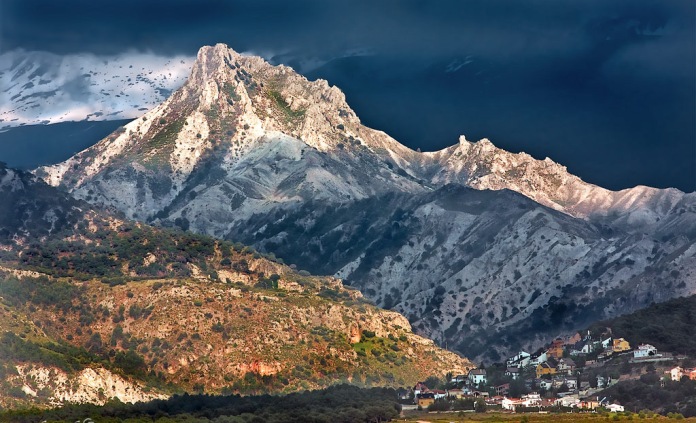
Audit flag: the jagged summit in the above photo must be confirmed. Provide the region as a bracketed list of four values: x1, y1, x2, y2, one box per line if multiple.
[36, 43, 689, 230]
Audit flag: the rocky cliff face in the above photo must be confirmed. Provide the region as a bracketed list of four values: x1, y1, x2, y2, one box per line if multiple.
[35, 44, 696, 362]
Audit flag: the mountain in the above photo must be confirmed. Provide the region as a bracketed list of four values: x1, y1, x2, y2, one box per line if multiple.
[0, 165, 471, 408]
[35, 44, 696, 362]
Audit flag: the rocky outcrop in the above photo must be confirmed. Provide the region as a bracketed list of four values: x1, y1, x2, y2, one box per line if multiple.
[12, 365, 165, 406]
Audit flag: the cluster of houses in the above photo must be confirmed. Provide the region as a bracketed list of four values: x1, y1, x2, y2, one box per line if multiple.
[668, 366, 696, 382]
[410, 378, 624, 413]
[409, 331, 677, 413]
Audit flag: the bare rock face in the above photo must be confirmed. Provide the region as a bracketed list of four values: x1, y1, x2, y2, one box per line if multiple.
[12, 365, 166, 406]
[348, 324, 362, 344]
[34, 44, 696, 362]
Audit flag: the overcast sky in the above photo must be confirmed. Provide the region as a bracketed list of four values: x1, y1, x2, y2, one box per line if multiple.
[1, 0, 694, 191]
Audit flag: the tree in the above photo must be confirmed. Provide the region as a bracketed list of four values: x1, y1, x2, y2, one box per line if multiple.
[424, 375, 442, 390]
[475, 398, 487, 413]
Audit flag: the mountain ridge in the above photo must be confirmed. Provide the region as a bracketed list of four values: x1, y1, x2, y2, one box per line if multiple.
[33, 43, 696, 362]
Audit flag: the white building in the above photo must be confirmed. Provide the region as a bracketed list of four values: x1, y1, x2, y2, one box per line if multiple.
[529, 351, 548, 366]
[633, 344, 658, 358]
[468, 369, 487, 386]
[556, 395, 580, 408]
[597, 375, 608, 388]
[507, 351, 531, 368]
[607, 404, 625, 412]
[670, 367, 683, 382]
[502, 393, 542, 411]
[581, 342, 596, 354]
[522, 392, 542, 407]
[502, 397, 523, 411]
[538, 379, 553, 390]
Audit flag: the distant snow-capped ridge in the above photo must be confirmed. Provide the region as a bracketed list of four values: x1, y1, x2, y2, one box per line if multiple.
[0, 49, 195, 129]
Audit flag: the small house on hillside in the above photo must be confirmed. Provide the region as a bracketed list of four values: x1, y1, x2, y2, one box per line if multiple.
[633, 344, 657, 358]
[529, 351, 548, 366]
[416, 392, 435, 407]
[507, 351, 531, 368]
[612, 338, 630, 353]
[536, 362, 557, 378]
[669, 367, 683, 382]
[601, 337, 612, 349]
[468, 368, 487, 386]
[413, 382, 429, 396]
[557, 358, 576, 375]
[547, 338, 565, 359]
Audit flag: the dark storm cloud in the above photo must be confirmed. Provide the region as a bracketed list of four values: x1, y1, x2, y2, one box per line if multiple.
[1, 0, 694, 191]
[2, 0, 689, 59]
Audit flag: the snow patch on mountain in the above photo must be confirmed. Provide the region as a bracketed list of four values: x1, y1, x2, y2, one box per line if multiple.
[0, 49, 194, 129]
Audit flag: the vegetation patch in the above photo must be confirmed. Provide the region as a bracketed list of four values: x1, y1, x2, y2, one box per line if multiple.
[267, 89, 306, 123]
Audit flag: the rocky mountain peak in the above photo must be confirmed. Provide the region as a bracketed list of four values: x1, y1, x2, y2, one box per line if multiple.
[28, 44, 696, 364]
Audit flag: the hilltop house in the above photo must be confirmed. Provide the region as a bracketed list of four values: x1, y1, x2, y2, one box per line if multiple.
[529, 351, 548, 366]
[547, 338, 565, 359]
[612, 338, 631, 353]
[601, 337, 612, 349]
[536, 362, 557, 378]
[633, 344, 658, 358]
[537, 379, 553, 390]
[507, 351, 531, 368]
[468, 369, 487, 386]
[581, 342, 596, 354]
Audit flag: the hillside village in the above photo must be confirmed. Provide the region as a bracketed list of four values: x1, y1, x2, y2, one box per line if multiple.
[409, 329, 696, 414]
